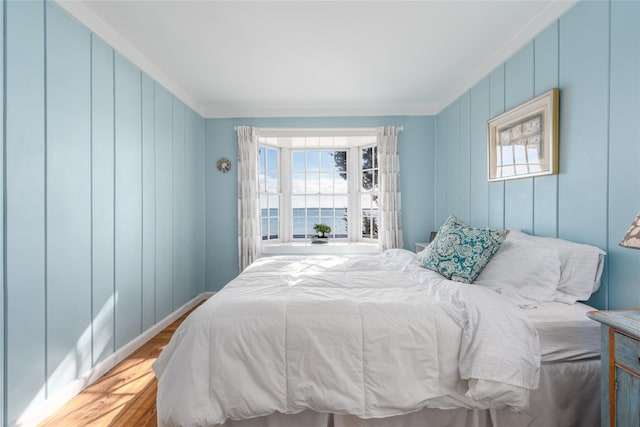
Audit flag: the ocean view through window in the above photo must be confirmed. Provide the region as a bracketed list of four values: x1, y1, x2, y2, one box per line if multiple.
[257, 130, 378, 243]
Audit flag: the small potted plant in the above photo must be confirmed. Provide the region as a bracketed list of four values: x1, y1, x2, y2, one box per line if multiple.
[312, 223, 331, 244]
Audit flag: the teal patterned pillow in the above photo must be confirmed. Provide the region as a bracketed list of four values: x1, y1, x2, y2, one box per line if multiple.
[420, 215, 509, 284]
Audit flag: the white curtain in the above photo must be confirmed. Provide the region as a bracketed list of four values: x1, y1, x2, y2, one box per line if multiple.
[236, 126, 261, 271]
[377, 126, 403, 251]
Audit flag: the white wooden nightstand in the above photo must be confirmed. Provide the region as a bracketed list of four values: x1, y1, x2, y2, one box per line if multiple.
[587, 309, 640, 427]
[415, 242, 428, 253]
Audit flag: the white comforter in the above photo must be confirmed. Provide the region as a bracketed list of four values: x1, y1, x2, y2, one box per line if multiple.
[153, 250, 540, 426]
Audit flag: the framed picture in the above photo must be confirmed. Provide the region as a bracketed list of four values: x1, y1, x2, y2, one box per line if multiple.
[487, 88, 559, 182]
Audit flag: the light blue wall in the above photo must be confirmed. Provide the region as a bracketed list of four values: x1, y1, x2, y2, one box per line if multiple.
[434, 0, 640, 310]
[205, 116, 435, 291]
[0, 1, 206, 425]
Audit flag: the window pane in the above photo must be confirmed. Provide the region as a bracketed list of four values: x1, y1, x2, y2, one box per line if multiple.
[319, 195, 333, 208]
[320, 151, 334, 172]
[260, 194, 268, 212]
[293, 217, 305, 238]
[334, 177, 348, 193]
[361, 193, 371, 210]
[292, 151, 305, 171]
[333, 151, 348, 175]
[320, 207, 334, 219]
[335, 195, 348, 210]
[292, 173, 305, 194]
[373, 146, 378, 168]
[292, 196, 305, 212]
[269, 218, 279, 240]
[362, 217, 371, 239]
[362, 171, 373, 190]
[262, 218, 268, 240]
[307, 218, 319, 237]
[266, 170, 278, 192]
[259, 147, 265, 170]
[268, 195, 279, 214]
[334, 216, 348, 238]
[306, 151, 319, 171]
[306, 175, 319, 194]
[306, 195, 319, 212]
[267, 148, 278, 170]
[319, 173, 333, 193]
[362, 147, 373, 169]
[258, 172, 266, 192]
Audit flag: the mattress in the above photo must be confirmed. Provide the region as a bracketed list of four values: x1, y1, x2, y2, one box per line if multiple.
[523, 301, 601, 363]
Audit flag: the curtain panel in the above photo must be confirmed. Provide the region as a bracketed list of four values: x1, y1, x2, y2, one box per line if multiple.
[236, 126, 261, 271]
[377, 126, 403, 251]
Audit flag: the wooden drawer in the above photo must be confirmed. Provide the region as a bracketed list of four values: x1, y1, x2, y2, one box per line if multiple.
[615, 332, 640, 373]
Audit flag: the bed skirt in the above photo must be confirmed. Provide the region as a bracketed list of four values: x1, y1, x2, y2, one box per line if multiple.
[216, 359, 600, 427]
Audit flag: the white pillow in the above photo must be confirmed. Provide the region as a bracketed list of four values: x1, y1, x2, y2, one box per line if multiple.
[507, 230, 606, 304]
[474, 237, 561, 306]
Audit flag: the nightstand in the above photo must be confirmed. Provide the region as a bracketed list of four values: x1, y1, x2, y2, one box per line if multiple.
[415, 242, 428, 253]
[587, 309, 640, 427]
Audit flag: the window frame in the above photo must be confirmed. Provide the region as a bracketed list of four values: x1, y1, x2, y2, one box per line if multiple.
[257, 129, 379, 245]
[359, 144, 379, 241]
[258, 146, 281, 241]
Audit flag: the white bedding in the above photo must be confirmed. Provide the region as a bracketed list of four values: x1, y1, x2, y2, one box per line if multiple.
[523, 301, 601, 362]
[154, 251, 541, 426]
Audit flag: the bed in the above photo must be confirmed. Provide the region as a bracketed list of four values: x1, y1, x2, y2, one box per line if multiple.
[153, 225, 605, 427]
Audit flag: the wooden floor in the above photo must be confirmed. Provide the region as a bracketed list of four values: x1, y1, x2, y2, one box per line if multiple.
[40, 305, 200, 426]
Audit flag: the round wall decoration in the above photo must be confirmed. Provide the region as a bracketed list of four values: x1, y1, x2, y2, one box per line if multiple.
[217, 157, 231, 173]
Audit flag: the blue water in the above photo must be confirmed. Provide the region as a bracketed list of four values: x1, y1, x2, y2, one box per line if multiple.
[261, 208, 352, 239]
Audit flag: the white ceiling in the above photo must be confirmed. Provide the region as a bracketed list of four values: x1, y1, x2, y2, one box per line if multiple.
[56, 0, 577, 118]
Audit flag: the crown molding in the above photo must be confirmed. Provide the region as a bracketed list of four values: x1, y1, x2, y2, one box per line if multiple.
[434, 0, 578, 115]
[54, 0, 206, 117]
[200, 102, 439, 119]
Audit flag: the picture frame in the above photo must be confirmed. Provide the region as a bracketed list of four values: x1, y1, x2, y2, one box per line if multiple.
[487, 88, 559, 182]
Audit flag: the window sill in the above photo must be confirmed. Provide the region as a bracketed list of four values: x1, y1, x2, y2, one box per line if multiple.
[261, 241, 380, 256]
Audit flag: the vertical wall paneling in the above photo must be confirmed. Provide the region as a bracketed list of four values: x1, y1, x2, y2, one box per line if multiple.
[91, 35, 115, 365]
[172, 99, 186, 309]
[503, 42, 534, 234]
[45, 3, 92, 396]
[0, 0, 5, 423]
[488, 66, 505, 229]
[194, 112, 206, 297]
[469, 77, 490, 227]
[114, 53, 142, 350]
[0, 2, 207, 420]
[434, 111, 447, 227]
[184, 109, 194, 300]
[154, 85, 173, 321]
[5, 1, 46, 423]
[607, 0, 640, 309]
[458, 92, 471, 223]
[557, 1, 609, 247]
[532, 22, 560, 237]
[184, 109, 199, 300]
[141, 74, 156, 331]
[446, 102, 460, 220]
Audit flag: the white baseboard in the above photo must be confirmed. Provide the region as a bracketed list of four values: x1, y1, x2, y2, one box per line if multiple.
[16, 291, 215, 427]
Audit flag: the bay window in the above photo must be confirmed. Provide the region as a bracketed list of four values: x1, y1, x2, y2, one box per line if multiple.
[257, 131, 378, 244]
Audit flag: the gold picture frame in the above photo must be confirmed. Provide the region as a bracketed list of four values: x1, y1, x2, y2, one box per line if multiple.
[487, 88, 559, 182]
